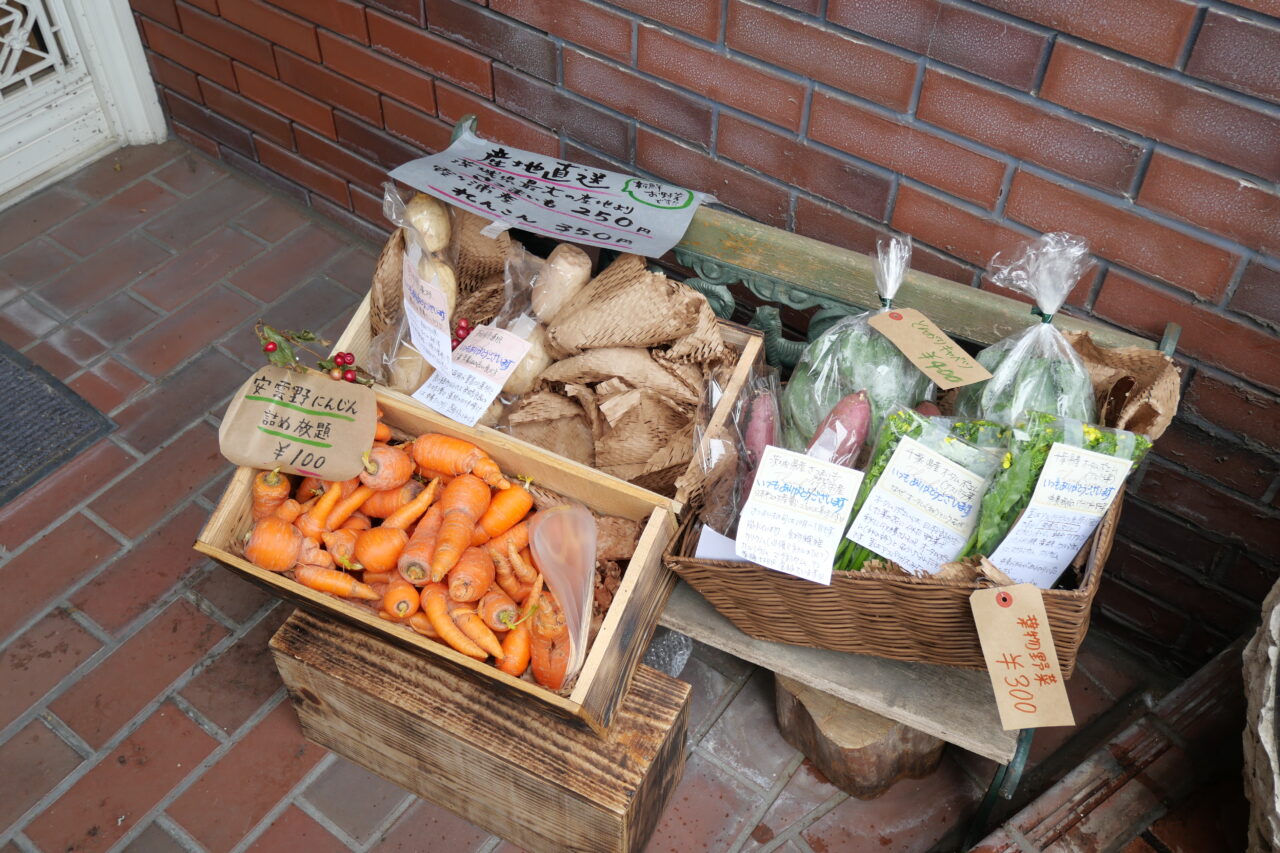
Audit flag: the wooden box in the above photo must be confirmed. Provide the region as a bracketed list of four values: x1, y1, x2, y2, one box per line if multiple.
[271, 610, 690, 853]
[332, 291, 764, 512]
[196, 388, 678, 735]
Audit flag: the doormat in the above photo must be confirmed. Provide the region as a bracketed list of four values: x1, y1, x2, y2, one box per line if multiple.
[0, 339, 114, 508]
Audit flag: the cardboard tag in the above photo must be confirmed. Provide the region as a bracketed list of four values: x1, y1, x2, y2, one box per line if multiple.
[845, 437, 988, 575]
[868, 308, 992, 389]
[970, 584, 1075, 730]
[401, 242, 453, 372]
[990, 444, 1133, 588]
[413, 324, 531, 427]
[218, 366, 377, 481]
[735, 446, 865, 585]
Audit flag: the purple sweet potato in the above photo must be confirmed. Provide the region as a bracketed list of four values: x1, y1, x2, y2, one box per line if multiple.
[806, 391, 871, 467]
[740, 389, 778, 496]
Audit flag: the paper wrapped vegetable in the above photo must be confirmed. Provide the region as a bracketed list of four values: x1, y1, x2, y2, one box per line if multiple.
[955, 233, 1096, 426]
[780, 236, 935, 451]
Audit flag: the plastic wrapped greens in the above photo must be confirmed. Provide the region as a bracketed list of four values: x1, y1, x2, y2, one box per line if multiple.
[780, 236, 935, 451]
[955, 233, 1096, 426]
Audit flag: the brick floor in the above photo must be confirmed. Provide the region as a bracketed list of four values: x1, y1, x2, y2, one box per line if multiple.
[0, 141, 1194, 853]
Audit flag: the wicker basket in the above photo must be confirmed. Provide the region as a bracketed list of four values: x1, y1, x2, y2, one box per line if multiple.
[663, 492, 1123, 677]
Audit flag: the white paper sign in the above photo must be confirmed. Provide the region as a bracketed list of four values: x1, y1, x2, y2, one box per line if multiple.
[413, 324, 531, 427]
[735, 446, 865, 585]
[400, 242, 453, 372]
[990, 444, 1132, 588]
[390, 128, 706, 257]
[845, 437, 988, 576]
[694, 525, 745, 562]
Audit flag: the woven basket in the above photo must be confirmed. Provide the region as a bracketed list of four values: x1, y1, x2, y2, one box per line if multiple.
[663, 491, 1123, 677]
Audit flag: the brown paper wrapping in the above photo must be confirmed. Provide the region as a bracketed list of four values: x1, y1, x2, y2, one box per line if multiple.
[452, 209, 511, 295]
[1064, 331, 1180, 440]
[507, 391, 595, 467]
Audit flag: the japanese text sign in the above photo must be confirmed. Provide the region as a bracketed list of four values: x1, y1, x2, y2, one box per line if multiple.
[401, 241, 453, 372]
[735, 446, 865, 585]
[845, 437, 989, 576]
[389, 128, 707, 257]
[219, 366, 376, 481]
[990, 444, 1132, 588]
[868, 308, 992, 389]
[970, 584, 1074, 730]
[413, 324, 531, 427]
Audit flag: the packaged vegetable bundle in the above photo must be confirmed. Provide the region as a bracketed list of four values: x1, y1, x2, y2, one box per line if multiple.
[955, 233, 1096, 426]
[780, 236, 935, 452]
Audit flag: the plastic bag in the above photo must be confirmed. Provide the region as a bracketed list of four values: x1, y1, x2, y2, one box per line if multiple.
[780, 235, 935, 451]
[529, 502, 598, 685]
[955, 233, 1096, 427]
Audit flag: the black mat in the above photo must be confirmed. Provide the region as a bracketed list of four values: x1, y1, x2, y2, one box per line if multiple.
[0, 339, 114, 508]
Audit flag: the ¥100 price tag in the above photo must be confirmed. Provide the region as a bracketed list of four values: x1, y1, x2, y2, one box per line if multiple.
[970, 584, 1075, 731]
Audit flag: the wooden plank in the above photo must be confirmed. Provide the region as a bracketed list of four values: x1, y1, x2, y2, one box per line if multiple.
[658, 581, 1017, 763]
[677, 207, 1153, 350]
[272, 610, 690, 853]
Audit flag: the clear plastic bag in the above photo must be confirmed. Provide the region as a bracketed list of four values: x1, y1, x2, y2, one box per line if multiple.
[528, 502, 598, 685]
[955, 233, 1097, 427]
[780, 235, 935, 451]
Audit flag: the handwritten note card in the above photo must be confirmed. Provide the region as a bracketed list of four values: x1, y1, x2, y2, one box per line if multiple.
[400, 242, 453, 372]
[413, 325, 531, 427]
[734, 446, 864, 585]
[970, 584, 1075, 730]
[990, 444, 1132, 588]
[845, 437, 988, 575]
[868, 308, 991, 389]
[390, 128, 706, 257]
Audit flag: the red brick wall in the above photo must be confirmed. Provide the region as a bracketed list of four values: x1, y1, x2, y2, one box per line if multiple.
[128, 0, 1280, 670]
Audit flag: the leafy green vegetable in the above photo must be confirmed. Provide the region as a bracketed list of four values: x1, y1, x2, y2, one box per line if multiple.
[955, 330, 1095, 427]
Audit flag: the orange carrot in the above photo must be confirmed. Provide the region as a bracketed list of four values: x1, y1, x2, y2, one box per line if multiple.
[497, 575, 541, 677]
[490, 543, 532, 603]
[471, 484, 533, 545]
[530, 632, 570, 690]
[297, 537, 334, 570]
[341, 511, 372, 531]
[383, 576, 420, 618]
[294, 564, 379, 600]
[245, 515, 303, 572]
[360, 444, 414, 491]
[447, 546, 494, 603]
[485, 519, 532, 571]
[321, 529, 361, 571]
[479, 586, 518, 631]
[398, 504, 443, 585]
[421, 583, 487, 659]
[251, 469, 291, 521]
[274, 498, 305, 524]
[408, 611, 439, 639]
[411, 434, 510, 490]
[417, 466, 456, 486]
[510, 543, 538, 586]
[362, 570, 395, 586]
[361, 480, 424, 519]
[326, 485, 374, 531]
[296, 478, 353, 540]
[296, 476, 324, 502]
[374, 421, 392, 443]
[382, 477, 440, 530]
[429, 474, 491, 581]
[446, 597, 504, 660]
[354, 526, 408, 574]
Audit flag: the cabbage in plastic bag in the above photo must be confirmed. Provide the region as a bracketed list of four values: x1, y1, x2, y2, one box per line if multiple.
[955, 233, 1096, 426]
[780, 236, 935, 449]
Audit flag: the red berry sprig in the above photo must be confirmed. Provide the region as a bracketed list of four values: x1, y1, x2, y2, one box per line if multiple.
[451, 317, 472, 351]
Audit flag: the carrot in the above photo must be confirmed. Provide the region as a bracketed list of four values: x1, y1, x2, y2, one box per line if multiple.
[251, 469, 291, 521]
[421, 583, 487, 659]
[530, 586, 570, 689]
[362, 570, 395, 586]
[360, 444, 414, 491]
[296, 478, 353, 540]
[411, 434, 510, 490]
[479, 586, 518, 631]
[430, 474, 491, 581]
[361, 480, 424, 519]
[417, 466, 455, 486]
[374, 421, 392, 443]
[296, 476, 324, 502]
[326, 485, 374, 532]
[470, 484, 533, 545]
[446, 597, 504, 660]
[383, 576, 420, 618]
[485, 519, 532, 573]
[490, 543, 532, 603]
[408, 611, 439, 639]
[341, 511, 371, 531]
[354, 526, 408, 574]
[273, 498, 305, 524]
[321, 529, 361, 571]
[297, 537, 334, 570]
[382, 477, 441, 530]
[294, 564, 379, 600]
[447, 546, 494, 603]
[398, 504, 443, 585]
[533, 587, 568, 641]
[245, 515, 303, 572]
[510, 543, 538, 586]
[497, 575, 541, 677]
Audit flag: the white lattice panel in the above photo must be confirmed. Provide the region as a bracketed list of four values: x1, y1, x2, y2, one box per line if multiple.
[0, 0, 66, 102]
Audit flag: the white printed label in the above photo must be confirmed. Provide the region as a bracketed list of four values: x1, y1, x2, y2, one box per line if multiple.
[400, 243, 453, 372]
[694, 525, 744, 562]
[735, 446, 865, 585]
[845, 437, 988, 576]
[413, 325, 531, 427]
[989, 444, 1132, 588]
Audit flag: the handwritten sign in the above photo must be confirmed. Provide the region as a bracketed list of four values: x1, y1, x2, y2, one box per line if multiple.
[413, 324, 531, 427]
[735, 446, 865, 585]
[989, 444, 1133, 588]
[868, 308, 991, 389]
[970, 584, 1074, 730]
[401, 242, 453, 372]
[218, 366, 376, 481]
[845, 437, 989, 575]
[389, 128, 706, 257]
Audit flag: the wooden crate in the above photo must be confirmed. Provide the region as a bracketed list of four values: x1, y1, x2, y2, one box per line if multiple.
[271, 610, 690, 853]
[196, 388, 678, 735]
[332, 291, 764, 512]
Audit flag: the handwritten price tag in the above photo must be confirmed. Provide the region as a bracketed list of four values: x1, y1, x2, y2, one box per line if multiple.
[413, 325, 531, 427]
[970, 584, 1074, 731]
[401, 242, 453, 373]
[868, 308, 991, 390]
[990, 444, 1133, 588]
[735, 446, 864, 585]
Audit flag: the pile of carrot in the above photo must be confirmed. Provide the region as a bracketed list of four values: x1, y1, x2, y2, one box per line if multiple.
[243, 415, 571, 690]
